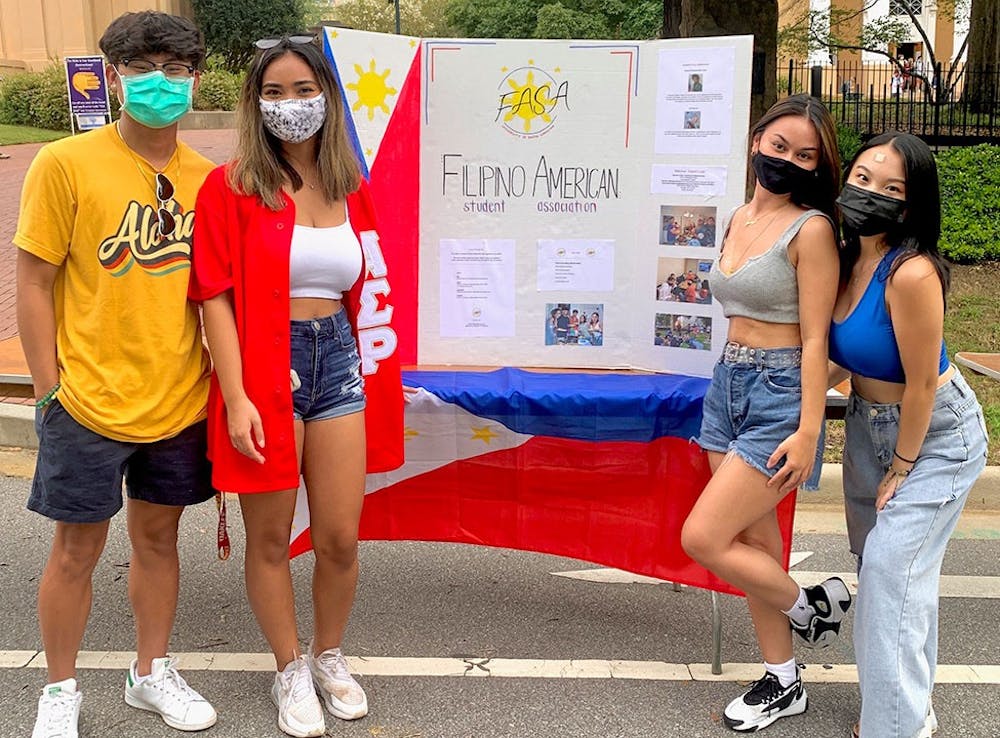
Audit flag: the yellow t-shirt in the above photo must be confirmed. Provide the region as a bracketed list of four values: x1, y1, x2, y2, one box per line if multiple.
[14, 123, 214, 442]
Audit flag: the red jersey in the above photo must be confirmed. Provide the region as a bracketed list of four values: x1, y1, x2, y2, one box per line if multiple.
[189, 166, 403, 493]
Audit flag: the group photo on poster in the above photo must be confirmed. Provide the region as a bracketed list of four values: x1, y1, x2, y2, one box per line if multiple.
[659, 205, 717, 247]
[655, 257, 713, 305]
[545, 303, 605, 346]
[653, 313, 713, 352]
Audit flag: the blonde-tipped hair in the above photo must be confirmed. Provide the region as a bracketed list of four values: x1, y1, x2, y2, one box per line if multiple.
[229, 40, 359, 210]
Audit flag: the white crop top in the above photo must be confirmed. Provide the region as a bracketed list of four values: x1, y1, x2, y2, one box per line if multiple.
[289, 221, 362, 300]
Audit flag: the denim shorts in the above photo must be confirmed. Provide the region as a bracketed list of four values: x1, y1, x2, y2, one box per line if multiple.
[29, 400, 215, 523]
[695, 343, 803, 479]
[290, 309, 366, 422]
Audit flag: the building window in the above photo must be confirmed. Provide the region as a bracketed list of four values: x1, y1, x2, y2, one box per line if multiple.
[889, 0, 922, 15]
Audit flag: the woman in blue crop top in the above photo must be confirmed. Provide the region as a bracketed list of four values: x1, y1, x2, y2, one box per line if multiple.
[830, 132, 988, 738]
[681, 95, 847, 733]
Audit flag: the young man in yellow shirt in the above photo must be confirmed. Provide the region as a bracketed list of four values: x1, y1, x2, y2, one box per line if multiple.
[16, 11, 218, 737]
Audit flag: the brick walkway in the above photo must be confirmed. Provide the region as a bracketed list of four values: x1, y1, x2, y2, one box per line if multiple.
[0, 128, 236, 342]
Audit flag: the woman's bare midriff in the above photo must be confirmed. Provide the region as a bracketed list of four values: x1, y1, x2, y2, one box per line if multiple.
[851, 364, 955, 404]
[290, 297, 341, 321]
[726, 316, 802, 350]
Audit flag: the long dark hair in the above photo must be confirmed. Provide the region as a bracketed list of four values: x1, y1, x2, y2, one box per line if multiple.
[229, 38, 359, 210]
[748, 94, 841, 225]
[839, 131, 949, 299]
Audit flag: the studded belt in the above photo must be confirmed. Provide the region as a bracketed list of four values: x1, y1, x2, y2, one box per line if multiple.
[722, 341, 802, 369]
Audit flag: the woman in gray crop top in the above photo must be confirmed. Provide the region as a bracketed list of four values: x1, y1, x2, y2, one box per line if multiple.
[830, 132, 988, 738]
[681, 95, 845, 733]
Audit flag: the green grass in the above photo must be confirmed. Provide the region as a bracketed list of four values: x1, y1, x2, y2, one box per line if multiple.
[0, 124, 68, 145]
[825, 261, 1000, 465]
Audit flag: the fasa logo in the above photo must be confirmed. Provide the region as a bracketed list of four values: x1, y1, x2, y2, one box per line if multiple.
[495, 61, 569, 138]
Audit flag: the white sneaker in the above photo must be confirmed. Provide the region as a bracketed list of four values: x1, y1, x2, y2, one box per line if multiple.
[723, 669, 808, 732]
[32, 678, 82, 738]
[307, 644, 368, 720]
[124, 656, 217, 731]
[271, 655, 325, 737]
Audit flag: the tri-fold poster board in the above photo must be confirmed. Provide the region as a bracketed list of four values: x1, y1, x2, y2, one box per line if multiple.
[326, 28, 754, 378]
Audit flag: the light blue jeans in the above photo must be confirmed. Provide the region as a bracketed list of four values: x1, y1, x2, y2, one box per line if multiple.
[844, 368, 988, 738]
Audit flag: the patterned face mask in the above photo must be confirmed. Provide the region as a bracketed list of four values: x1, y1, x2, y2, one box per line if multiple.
[259, 93, 327, 143]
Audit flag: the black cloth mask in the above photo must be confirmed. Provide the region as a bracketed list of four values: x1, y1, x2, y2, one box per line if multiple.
[751, 152, 817, 195]
[836, 183, 907, 236]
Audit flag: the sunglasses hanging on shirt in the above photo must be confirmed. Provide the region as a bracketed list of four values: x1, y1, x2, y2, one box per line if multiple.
[155, 172, 177, 241]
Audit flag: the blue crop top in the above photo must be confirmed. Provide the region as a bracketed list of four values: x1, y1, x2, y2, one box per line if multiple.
[829, 248, 948, 383]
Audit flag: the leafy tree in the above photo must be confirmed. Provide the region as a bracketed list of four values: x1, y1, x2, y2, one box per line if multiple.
[779, 1, 974, 103]
[445, 0, 661, 40]
[193, 0, 307, 72]
[323, 0, 454, 36]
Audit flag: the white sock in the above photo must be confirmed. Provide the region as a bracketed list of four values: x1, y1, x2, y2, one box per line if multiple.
[764, 658, 799, 688]
[781, 587, 813, 626]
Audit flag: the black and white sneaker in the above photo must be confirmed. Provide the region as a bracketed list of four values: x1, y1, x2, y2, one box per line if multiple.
[791, 576, 852, 648]
[723, 670, 807, 732]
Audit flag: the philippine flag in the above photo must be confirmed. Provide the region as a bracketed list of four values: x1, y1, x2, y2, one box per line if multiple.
[324, 27, 421, 364]
[289, 369, 796, 597]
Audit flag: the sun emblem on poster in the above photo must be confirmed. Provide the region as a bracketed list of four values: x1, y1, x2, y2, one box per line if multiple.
[346, 59, 398, 120]
[496, 61, 569, 139]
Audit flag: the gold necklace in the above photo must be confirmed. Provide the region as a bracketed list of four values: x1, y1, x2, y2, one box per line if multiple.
[722, 209, 785, 272]
[743, 203, 788, 227]
[114, 121, 180, 198]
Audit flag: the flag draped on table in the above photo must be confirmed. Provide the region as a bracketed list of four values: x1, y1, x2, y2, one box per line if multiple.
[290, 369, 796, 598]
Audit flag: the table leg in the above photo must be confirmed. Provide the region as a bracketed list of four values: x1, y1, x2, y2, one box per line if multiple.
[711, 591, 723, 675]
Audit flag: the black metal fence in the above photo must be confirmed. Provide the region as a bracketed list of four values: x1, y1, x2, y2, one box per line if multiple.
[781, 60, 1000, 147]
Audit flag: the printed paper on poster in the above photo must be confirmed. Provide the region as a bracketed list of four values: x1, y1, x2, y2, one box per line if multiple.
[439, 239, 516, 337]
[537, 239, 615, 292]
[650, 165, 728, 197]
[654, 46, 736, 156]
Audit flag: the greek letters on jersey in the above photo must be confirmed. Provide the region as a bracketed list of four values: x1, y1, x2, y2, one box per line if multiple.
[98, 200, 196, 276]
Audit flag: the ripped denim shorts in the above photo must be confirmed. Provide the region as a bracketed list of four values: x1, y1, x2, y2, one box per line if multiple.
[289, 309, 366, 422]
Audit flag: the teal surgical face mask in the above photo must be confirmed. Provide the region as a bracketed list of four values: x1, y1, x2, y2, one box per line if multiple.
[118, 69, 194, 129]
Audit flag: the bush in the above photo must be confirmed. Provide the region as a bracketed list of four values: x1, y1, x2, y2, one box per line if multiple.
[194, 67, 244, 111]
[937, 144, 1000, 263]
[0, 65, 71, 131]
[836, 123, 863, 167]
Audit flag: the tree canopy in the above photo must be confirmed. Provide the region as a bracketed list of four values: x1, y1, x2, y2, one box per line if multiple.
[324, 0, 454, 37]
[193, 0, 307, 71]
[445, 0, 662, 40]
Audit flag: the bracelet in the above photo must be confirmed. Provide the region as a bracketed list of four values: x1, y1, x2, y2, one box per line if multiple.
[893, 450, 917, 465]
[887, 466, 911, 480]
[35, 382, 60, 410]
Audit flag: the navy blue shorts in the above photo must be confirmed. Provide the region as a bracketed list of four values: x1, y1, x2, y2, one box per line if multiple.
[290, 309, 366, 422]
[29, 400, 215, 523]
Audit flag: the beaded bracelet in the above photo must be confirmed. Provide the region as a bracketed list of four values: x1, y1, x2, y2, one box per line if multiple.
[35, 382, 61, 410]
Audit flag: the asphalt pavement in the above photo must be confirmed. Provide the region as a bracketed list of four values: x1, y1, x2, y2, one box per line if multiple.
[1, 466, 999, 738]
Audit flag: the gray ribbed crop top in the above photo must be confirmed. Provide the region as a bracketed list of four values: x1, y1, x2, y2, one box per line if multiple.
[709, 208, 831, 324]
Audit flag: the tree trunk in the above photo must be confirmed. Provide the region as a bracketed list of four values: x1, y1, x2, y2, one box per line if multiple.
[661, 0, 778, 123]
[964, 0, 1000, 112]
[662, 0, 682, 38]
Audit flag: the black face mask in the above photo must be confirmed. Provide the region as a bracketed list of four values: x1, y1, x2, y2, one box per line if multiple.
[836, 183, 907, 236]
[751, 152, 817, 195]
